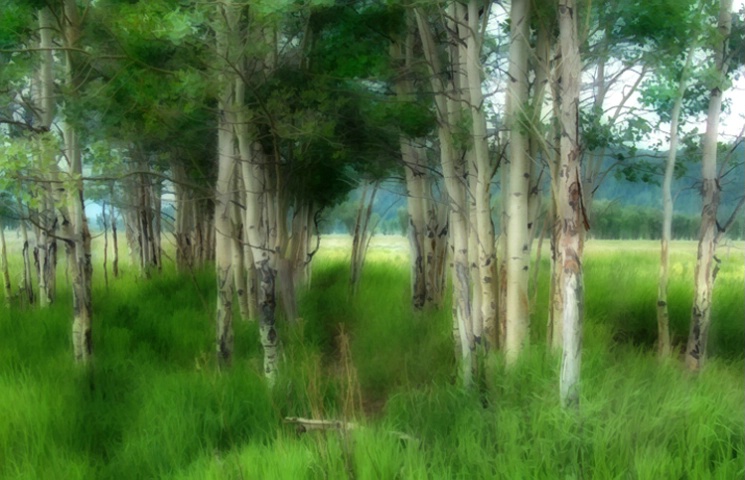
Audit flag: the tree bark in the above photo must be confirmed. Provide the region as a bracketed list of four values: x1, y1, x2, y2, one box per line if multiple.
[505, 0, 532, 364]
[231, 168, 250, 321]
[557, 0, 584, 408]
[403, 142, 428, 309]
[214, 4, 237, 367]
[35, 6, 58, 307]
[415, 4, 474, 386]
[110, 200, 119, 278]
[686, 0, 733, 371]
[465, 0, 498, 348]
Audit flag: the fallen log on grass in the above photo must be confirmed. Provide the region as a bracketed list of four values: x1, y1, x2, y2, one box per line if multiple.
[283, 417, 418, 444]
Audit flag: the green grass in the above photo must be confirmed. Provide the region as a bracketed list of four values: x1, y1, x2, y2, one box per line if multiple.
[0, 237, 742, 479]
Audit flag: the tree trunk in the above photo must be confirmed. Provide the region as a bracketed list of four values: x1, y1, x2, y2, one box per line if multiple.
[415, 6, 474, 385]
[404, 146, 428, 310]
[686, 0, 732, 371]
[0, 220, 11, 307]
[110, 200, 119, 278]
[465, 0, 498, 347]
[425, 189, 448, 309]
[153, 180, 162, 272]
[103, 201, 109, 291]
[547, 51, 564, 351]
[232, 169, 250, 321]
[238, 136, 279, 384]
[557, 0, 584, 408]
[390, 29, 428, 310]
[17, 204, 34, 306]
[243, 213, 259, 321]
[350, 182, 378, 294]
[505, 0, 532, 364]
[214, 5, 237, 367]
[232, 25, 281, 382]
[36, 6, 58, 307]
[657, 48, 694, 358]
[61, 0, 93, 364]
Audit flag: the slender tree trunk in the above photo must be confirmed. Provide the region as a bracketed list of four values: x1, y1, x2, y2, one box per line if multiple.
[425, 189, 448, 309]
[466, 0, 498, 347]
[686, 0, 732, 371]
[232, 19, 281, 381]
[214, 6, 237, 367]
[238, 136, 279, 384]
[416, 6, 475, 385]
[232, 169, 250, 321]
[505, 0, 532, 364]
[468, 150, 484, 343]
[154, 180, 162, 272]
[392, 27, 432, 310]
[557, 0, 584, 408]
[103, 201, 109, 291]
[0, 220, 11, 307]
[350, 182, 378, 294]
[17, 203, 34, 306]
[547, 57, 564, 351]
[110, 200, 119, 277]
[498, 159, 509, 349]
[242, 202, 259, 321]
[657, 48, 693, 357]
[61, 0, 93, 364]
[404, 147, 428, 310]
[36, 6, 58, 307]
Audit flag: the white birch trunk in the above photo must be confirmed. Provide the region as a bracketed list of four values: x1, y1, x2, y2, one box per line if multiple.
[403, 142, 428, 309]
[686, 0, 732, 371]
[415, 7, 474, 385]
[466, 0, 498, 347]
[36, 6, 58, 306]
[214, 4, 237, 366]
[505, 0, 531, 364]
[557, 0, 584, 408]
[392, 28, 433, 310]
[232, 168, 250, 321]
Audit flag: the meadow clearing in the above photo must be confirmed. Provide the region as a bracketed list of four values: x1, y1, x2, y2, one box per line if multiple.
[0, 234, 743, 479]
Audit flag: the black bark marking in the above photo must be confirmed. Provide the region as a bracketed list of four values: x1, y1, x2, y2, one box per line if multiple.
[85, 328, 93, 355]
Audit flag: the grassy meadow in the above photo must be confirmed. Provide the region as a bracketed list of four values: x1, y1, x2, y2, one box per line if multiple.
[0, 234, 743, 479]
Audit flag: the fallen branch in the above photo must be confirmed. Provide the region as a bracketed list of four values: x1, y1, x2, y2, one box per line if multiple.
[283, 417, 418, 444]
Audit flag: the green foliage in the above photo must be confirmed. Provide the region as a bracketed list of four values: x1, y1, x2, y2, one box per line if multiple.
[613, 0, 699, 57]
[0, 2, 34, 49]
[308, 2, 405, 78]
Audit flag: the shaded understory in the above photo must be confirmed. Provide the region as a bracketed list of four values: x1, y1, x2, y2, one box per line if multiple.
[0, 245, 743, 479]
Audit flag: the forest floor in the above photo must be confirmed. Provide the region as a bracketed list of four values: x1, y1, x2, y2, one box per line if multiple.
[0, 235, 743, 479]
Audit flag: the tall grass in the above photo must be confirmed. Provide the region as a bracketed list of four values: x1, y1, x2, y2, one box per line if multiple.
[0, 237, 742, 479]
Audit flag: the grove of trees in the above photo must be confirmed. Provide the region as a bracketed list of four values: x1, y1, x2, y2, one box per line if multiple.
[1, 0, 744, 410]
